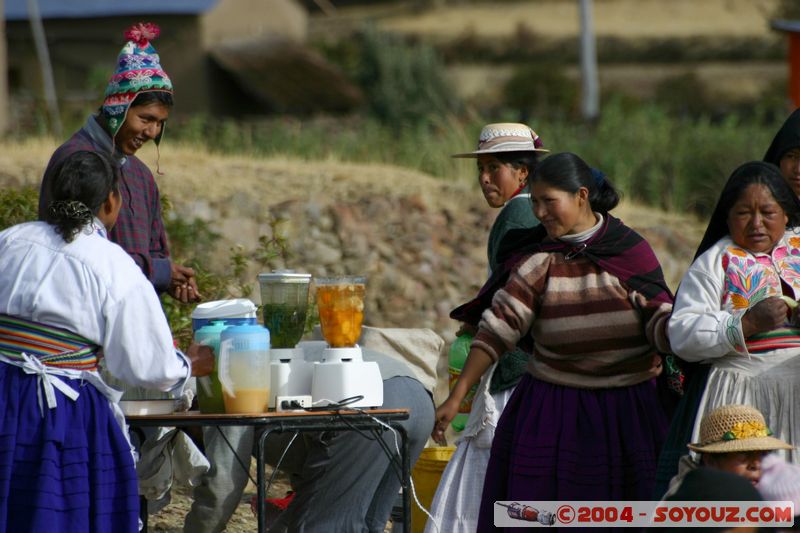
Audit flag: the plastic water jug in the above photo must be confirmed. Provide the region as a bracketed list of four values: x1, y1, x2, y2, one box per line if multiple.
[218, 324, 271, 413]
[191, 299, 257, 332]
[194, 320, 228, 413]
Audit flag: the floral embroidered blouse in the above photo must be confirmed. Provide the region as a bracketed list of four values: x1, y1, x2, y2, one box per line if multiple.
[669, 231, 800, 361]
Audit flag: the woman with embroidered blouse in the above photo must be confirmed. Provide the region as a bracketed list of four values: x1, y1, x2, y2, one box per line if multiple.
[664, 161, 800, 484]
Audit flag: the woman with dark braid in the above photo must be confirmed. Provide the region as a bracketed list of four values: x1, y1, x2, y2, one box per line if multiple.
[0, 150, 213, 532]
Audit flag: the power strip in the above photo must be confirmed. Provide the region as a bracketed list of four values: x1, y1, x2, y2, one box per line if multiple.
[277, 395, 313, 412]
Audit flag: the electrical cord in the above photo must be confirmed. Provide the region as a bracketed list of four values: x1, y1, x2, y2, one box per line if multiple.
[349, 407, 442, 533]
[216, 427, 299, 505]
[303, 395, 365, 411]
[266, 431, 299, 501]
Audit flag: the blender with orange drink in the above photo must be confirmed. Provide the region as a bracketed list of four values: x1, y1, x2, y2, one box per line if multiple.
[311, 276, 383, 408]
[316, 278, 366, 348]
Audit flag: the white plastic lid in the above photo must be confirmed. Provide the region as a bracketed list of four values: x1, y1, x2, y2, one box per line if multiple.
[257, 271, 312, 284]
[191, 298, 257, 320]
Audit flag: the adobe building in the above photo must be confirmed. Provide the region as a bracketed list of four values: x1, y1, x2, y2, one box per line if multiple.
[4, 0, 360, 125]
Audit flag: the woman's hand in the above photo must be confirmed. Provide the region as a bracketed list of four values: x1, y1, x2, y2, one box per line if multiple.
[186, 343, 215, 377]
[741, 296, 789, 337]
[430, 345, 495, 444]
[432, 396, 462, 445]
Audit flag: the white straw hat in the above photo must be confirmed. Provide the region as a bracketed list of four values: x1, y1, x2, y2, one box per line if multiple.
[687, 405, 793, 454]
[452, 122, 549, 158]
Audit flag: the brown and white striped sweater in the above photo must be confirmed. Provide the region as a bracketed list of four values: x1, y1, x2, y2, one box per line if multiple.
[473, 251, 672, 389]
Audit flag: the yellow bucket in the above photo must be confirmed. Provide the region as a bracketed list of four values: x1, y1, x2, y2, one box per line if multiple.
[411, 446, 455, 533]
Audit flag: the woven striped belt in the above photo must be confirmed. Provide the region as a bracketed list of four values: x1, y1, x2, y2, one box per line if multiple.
[0, 315, 103, 415]
[746, 327, 800, 354]
[0, 314, 100, 370]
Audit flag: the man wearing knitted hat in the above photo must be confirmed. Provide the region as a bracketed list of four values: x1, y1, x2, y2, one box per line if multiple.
[38, 22, 201, 303]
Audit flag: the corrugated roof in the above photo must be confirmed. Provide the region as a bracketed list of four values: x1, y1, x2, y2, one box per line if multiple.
[5, 0, 218, 21]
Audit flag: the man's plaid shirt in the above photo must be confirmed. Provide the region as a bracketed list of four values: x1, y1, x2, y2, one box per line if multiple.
[39, 117, 172, 292]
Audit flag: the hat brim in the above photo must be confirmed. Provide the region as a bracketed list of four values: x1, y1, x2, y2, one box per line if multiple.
[452, 147, 550, 158]
[688, 436, 794, 454]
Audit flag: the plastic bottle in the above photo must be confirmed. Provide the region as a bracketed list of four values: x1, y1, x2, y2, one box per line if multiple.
[448, 332, 477, 432]
[194, 320, 228, 413]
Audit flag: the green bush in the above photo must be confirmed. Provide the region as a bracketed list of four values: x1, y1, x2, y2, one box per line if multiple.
[167, 96, 787, 217]
[653, 72, 711, 118]
[159, 196, 292, 348]
[0, 187, 39, 229]
[540, 96, 775, 214]
[322, 27, 461, 126]
[502, 63, 579, 120]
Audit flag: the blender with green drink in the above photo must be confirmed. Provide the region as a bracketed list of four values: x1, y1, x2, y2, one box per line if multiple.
[258, 271, 313, 408]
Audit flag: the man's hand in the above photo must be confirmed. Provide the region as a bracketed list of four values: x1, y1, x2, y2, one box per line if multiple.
[186, 343, 214, 377]
[168, 262, 202, 303]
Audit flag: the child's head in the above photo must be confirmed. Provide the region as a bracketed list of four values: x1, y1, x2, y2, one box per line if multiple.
[688, 405, 793, 487]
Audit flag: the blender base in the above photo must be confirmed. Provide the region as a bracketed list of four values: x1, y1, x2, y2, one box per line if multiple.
[311, 346, 383, 407]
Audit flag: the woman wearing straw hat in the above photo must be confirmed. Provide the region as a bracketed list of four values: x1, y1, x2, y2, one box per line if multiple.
[660, 161, 800, 496]
[425, 123, 547, 533]
[663, 404, 793, 500]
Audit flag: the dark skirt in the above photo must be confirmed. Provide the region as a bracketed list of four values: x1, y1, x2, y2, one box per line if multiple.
[0, 363, 139, 532]
[477, 373, 669, 531]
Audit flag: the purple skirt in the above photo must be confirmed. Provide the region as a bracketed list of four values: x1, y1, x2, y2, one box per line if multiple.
[0, 363, 139, 532]
[477, 373, 668, 531]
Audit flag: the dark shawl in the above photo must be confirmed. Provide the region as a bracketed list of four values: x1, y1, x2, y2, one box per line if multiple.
[450, 214, 673, 327]
[764, 108, 800, 166]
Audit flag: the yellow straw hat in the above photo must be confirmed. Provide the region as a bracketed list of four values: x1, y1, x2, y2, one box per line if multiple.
[687, 404, 793, 454]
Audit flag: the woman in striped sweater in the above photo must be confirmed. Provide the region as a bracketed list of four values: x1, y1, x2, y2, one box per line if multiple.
[433, 152, 674, 525]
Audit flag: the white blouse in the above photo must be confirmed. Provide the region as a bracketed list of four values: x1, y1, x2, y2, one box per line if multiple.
[669, 231, 800, 362]
[0, 220, 190, 394]
[669, 231, 800, 464]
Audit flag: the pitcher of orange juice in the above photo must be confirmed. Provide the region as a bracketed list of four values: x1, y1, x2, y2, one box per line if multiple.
[217, 324, 271, 413]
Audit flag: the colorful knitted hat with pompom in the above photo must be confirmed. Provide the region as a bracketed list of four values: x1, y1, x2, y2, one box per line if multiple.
[102, 22, 173, 141]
